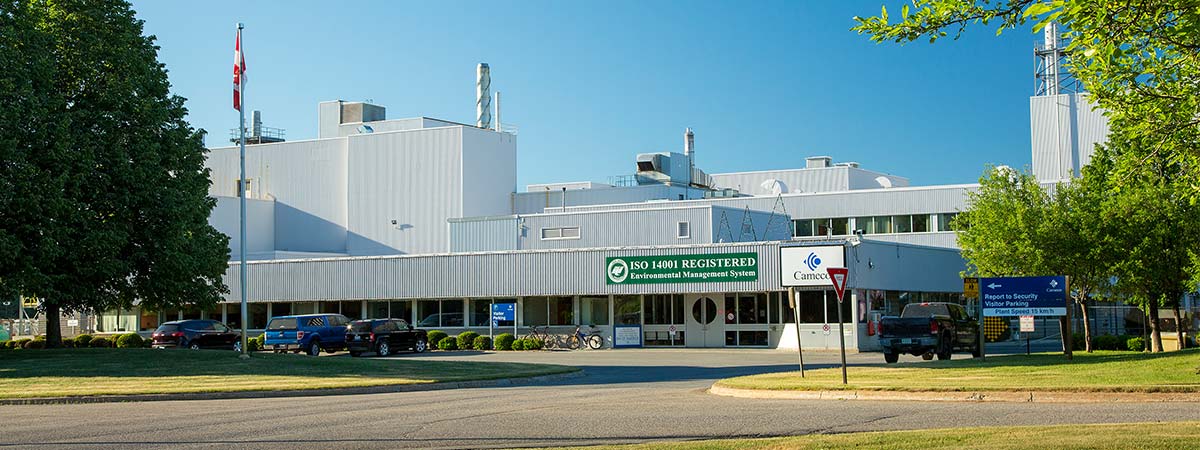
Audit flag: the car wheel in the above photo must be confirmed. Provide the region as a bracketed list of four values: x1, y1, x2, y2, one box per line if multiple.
[233, 341, 242, 353]
[413, 339, 427, 353]
[377, 341, 391, 357]
[307, 340, 321, 356]
[189, 342, 201, 350]
[884, 352, 899, 364]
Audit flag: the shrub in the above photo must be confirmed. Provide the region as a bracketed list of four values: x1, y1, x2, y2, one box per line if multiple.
[1, 340, 13, 350]
[90, 337, 113, 348]
[1094, 334, 1121, 351]
[427, 330, 448, 348]
[247, 334, 265, 351]
[472, 335, 492, 351]
[74, 334, 93, 347]
[437, 337, 459, 351]
[1070, 333, 1086, 351]
[24, 339, 46, 349]
[524, 337, 544, 351]
[62, 338, 75, 348]
[512, 338, 526, 351]
[14, 338, 31, 349]
[457, 331, 480, 350]
[1127, 336, 1146, 352]
[116, 333, 144, 349]
[494, 333, 515, 351]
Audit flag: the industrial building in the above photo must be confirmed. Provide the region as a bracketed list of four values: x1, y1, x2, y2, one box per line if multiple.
[91, 30, 1131, 351]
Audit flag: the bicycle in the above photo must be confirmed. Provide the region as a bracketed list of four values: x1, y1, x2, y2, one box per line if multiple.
[524, 325, 552, 348]
[562, 325, 604, 350]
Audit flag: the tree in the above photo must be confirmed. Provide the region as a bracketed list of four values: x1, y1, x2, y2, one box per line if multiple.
[0, 0, 229, 347]
[853, 1, 1200, 198]
[955, 166, 1112, 354]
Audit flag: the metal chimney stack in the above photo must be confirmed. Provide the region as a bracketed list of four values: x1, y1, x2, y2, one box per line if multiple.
[1043, 23, 1059, 96]
[684, 128, 695, 186]
[476, 63, 492, 129]
[251, 110, 263, 137]
[494, 91, 501, 132]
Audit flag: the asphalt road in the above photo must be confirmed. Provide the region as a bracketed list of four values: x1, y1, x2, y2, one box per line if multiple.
[3, 346, 1197, 449]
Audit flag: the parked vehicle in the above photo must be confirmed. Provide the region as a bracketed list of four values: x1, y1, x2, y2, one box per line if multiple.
[878, 302, 980, 363]
[345, 318, 428, 357]
[152, 319, 242, 351]
[264, 314, 350, 356]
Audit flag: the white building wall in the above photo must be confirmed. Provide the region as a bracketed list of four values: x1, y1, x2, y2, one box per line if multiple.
[205, 138, 349, 253]
[461, 126, 518, 219]
[346, 127, 463, 255]
[209, 196, 275, 258]
[1030, 93, 1110, 182]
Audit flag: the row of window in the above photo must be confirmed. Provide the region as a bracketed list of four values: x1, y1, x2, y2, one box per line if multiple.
[792, 213, 958, 237]
[540, 222, 693, 241]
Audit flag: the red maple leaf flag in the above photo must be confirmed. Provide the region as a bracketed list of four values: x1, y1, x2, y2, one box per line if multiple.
[233, 28, 247, 111]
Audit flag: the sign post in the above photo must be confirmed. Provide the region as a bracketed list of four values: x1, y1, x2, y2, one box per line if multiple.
[788, 287, 804, 377]
[1020, 315, 1035, 355]
[827, 267, 849, 385]
[964, 277, 983, 360]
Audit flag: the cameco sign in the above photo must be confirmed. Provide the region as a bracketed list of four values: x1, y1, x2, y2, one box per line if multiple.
[779, 245, 846, 287]
[980, 276, 1068, 317]
[605, 253, 758, 285]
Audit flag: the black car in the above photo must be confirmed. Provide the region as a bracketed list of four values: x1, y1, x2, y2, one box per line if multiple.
[346, 318, 428, 357]
[152, 319, 242, 351]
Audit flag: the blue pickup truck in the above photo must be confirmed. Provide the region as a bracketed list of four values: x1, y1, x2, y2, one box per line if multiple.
[264, 314, 351, 356]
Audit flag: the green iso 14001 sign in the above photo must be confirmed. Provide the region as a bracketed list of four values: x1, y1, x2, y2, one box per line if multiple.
[605, 253, 758, 284]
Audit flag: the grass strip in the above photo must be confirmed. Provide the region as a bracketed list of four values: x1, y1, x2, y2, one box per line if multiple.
[0, 348, 576, 398]
[716, 349, 1200, 393]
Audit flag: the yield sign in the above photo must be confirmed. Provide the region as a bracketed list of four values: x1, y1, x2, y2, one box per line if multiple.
[826, 267, 849, 303]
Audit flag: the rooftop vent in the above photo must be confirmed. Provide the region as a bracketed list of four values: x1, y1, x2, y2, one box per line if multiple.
[805, 156, 832, 169]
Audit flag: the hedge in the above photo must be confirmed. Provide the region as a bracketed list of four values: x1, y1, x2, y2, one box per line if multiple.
[1127, 336, 1146, 352]
[494, 333, 515, 351]
[457, 331, 480, 350]
[437, 337, 459, 351]
[427, 330, 448, 348]
[74, 334, 94, 347]
[115, 333, 144, 349]
[472, 335, 492, 351]
[524, 337, 544, 350]
[89, 337, 113, 348]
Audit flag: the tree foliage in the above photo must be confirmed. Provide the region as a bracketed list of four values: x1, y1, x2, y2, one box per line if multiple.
[0, 0, 230, 346]
[854, 0, 1200, 197]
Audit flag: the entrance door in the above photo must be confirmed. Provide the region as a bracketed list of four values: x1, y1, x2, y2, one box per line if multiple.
[685, 295, 723, 347]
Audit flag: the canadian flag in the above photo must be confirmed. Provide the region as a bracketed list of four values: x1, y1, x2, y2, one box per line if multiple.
[233, 28, 246, 111]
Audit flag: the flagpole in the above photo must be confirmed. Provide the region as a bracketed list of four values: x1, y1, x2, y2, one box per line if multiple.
[237, 22, 249, 358]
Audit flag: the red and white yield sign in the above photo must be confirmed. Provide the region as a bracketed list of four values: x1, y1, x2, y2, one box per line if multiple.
[826, 267, 849, 303]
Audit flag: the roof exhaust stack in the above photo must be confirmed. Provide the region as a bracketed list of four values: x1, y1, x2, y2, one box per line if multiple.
[1043, 23, 1059, 96]
[684, 128, 695, 186]
[476, 63, 492, 129]
[494, 91, 501, 132]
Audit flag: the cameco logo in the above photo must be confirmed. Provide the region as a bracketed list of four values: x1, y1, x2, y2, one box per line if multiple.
[804, 252, 822, 271]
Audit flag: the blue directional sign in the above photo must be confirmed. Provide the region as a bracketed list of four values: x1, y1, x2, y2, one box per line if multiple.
[980, 276, 1068, 317]
[491, 303, 515, 326]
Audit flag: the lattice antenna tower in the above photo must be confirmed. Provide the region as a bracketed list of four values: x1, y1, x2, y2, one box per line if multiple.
[738, 206, 758, 242]
[715, 211, 734, 243]
[762, 194, 791, 240]
[1034, 22, 1080, 96]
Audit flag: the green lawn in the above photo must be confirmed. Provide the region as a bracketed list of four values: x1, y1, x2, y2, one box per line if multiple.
[540, 422, 1200, 450]
[716, 350, 1200, 393]
[0, 348, 576, 399]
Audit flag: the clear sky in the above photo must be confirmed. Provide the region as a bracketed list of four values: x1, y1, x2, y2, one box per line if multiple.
[130, 0, 1040, 189]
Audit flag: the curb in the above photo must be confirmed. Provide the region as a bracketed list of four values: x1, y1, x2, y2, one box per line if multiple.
[0, 369, 583, 406]
[708, 384, 1200, 403]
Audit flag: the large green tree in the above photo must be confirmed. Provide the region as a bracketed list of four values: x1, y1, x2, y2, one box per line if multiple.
[0, 0, 229, 347]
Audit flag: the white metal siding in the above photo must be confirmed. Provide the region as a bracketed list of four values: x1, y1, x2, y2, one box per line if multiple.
[224, 242, 785, 302]
[209, 196, 275, 256]
[1030, 93, 1110, 182]
[460, 126, 518, 219]
[346, 127, 463, 255]
[519, 207, 715, 250]
[450, 217, 518, 252]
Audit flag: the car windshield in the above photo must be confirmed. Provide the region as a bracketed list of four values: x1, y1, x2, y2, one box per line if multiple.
[267, 318, 298, 330]
[350, 321, 375, 332]
[155, 324, 179, 333]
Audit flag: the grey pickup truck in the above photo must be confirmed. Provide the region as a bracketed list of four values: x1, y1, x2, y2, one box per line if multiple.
[878, 302, 981, 363]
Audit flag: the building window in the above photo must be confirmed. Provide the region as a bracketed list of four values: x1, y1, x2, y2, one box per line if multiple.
[830, 218, 849, 236]
[645, 294, 684, 325]
[389, 300, 412, 323]
[677, 221, 690, 239]
[442, 299, 464, 327]
[540, 227, 580, 240]
[938, 213, 959, 231]
[416, 300, 439, 327]
[614, 295, 641, 325]
[470, 299, 492, 327]
[796, 290, 825, 323]
[913, 214, 930, 233]
[893, 215, 912, 233]
[793, 218, 850, 237]
[580, 296, 610, 326]
[793, 219, 814, 237]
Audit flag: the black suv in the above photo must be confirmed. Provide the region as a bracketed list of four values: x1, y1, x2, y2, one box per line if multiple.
[152, 319, 242, 351]
[346, 318, 428, 357]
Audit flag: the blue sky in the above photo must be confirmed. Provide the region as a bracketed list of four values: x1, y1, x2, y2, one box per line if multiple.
[130, 1, 1039, 189]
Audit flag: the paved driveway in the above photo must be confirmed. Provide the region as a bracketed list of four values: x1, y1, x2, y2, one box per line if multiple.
[3, 347, 1197, 449]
